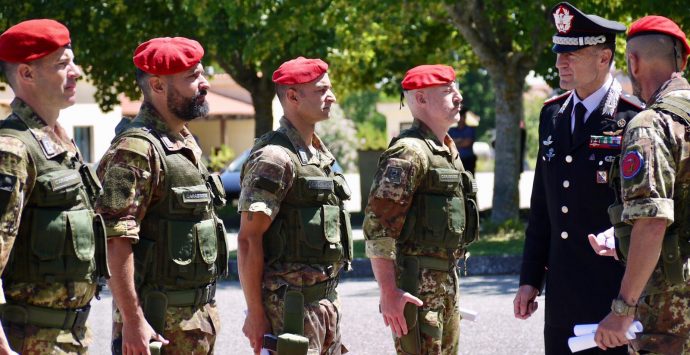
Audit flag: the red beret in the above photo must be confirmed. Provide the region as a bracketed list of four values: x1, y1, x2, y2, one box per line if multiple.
[272, 57, 328, 85]
[401, 65, 456, 90]
[0, 19, 71, 63]
[133, 37, 204, 75]
[628, 16, 690, 56]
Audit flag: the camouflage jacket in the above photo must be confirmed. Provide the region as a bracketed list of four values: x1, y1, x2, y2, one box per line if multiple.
[363, 119, 464, 261]
[238, 117, 342, 290]
[619, 74, 690, 293]
[96, 103, 203, 240]
[0, 98, 95, 344]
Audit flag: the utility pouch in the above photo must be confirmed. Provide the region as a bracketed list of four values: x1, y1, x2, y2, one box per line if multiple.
[661, 232, 686, 285]
[79, 164, 103, 203]
[143, 290, 168, 335]
[463, 198, 479, 246]
[93, 214, 111, 279]
[333, 174, 352, 200]
[283, 290, 304, 335]
[215, 218, 229, 278]
[460, 171, 477, 197]
[276, 333, 309, 355]
[206, 174, 227, 209]
[33, 169, 83, 207]
[398, 256, 421, 355]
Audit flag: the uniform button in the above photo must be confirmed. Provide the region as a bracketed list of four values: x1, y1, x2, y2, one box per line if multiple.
[563, 180, 570, 188]
[561, 206, 568, 213]
[561, 231, 568, 239]
[565, 155, 573, 163]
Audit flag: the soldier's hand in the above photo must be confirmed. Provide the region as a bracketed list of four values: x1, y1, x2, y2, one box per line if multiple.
[588, 228, 619, 260]
[595, 312, 633, 350]
[122, 316, 169, 355]
[242, 309, 271, 354]
[379, 288, 423, 338]
[513, 285, 539, 320]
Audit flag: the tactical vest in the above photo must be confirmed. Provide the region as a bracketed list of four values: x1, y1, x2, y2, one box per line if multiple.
[396, 128, 479, 252]
[117, 126, 229, 293]
[609, 95, 690, 287]
[0, 115, 108, 285]
[248, 131, 353, 268]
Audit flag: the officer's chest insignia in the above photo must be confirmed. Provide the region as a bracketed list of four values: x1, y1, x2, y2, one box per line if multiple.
[617, 119, 626, 128]
[604, 155, 615, 163]
[621, 151, 644, 180]
[40, 137, 57, 156]
[161, 135, 176, 149]
[589, 135, 621, 150]
[596, 170, 608, 184]
[544, 148, 555, 162]
[384, 166, 403, 184]
[542, 135, 554, 146]
[298, 149, 309, 164]
[603, 129, 623, 136]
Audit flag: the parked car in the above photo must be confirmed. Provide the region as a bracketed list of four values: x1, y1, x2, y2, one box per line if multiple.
[220, 149, 345, 204]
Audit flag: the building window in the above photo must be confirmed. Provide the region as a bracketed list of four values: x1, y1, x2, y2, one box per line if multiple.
[73, 126, 93, 163]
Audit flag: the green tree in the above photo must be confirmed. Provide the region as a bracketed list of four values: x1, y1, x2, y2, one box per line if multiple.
[0, 0, 336, 138]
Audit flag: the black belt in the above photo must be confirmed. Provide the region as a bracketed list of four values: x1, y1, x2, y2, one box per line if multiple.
[0, 303, 90, 331]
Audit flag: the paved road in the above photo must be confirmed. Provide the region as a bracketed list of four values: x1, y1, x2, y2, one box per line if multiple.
[88, 275, 545, 354]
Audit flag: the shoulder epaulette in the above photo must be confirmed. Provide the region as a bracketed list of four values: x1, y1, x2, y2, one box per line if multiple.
[619, 94, 643, 110]
[543, 91, 570, 106]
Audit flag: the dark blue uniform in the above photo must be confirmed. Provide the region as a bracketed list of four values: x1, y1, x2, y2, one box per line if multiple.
[520, 83, 641, 354]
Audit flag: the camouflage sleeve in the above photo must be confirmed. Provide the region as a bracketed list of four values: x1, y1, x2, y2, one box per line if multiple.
[95, 136, 161, 240]
[237, 145, 294, 219]
[363, 140, 427, 259]
[620, 110, 675, 225]
[0, 136, 34, 303]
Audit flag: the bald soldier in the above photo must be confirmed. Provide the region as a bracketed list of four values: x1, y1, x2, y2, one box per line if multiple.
[364, 65, 479, 355]
[593, 16, 690, 354]
[97, 37, 228, 354]
[0, 19, 108, 353]
[238, 57, 352, 355]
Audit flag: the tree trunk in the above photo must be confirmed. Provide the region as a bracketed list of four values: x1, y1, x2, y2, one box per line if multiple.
[489, 70, 525, 223]
[250, 77, 276, 138]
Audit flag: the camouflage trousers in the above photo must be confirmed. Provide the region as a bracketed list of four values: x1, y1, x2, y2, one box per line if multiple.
[394, 268, 460, 355]
[264, 288, 347, 355]
[3, 323, 90, 355]
[112, 302, 220, 354]
[631, 281, 690, 355]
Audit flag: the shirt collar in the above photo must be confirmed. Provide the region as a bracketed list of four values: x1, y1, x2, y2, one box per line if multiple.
[411, 119, 458, 157]
[10, 98, 77, 158]
[572, 75, 613, 119]
[278, 116, 335, 166]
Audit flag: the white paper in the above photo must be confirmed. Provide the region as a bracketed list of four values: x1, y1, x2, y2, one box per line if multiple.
[568, 321, 643, 353]
[459, 308, 479, 322]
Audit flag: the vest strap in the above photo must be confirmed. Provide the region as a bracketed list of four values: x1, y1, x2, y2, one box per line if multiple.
[165, 283, 217, 307]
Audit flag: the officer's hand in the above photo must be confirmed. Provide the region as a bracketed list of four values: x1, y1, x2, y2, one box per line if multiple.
[242, 309, 271, 354]
[379, 288, 423, 338]
[122, 316, 169, 355]
[588, 227, 618, 260]
[594, 312, 633, 350]
[513, 285, 539, 320]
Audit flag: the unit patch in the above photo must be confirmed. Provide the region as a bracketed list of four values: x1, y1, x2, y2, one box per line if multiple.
[384, 166, 403, 184]
[621, 151, 643, 180]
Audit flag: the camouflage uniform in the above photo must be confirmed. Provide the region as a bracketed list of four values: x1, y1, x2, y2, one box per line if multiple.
[0, 99, 97, 354]
[239, 117, 347, 355]
[364, 120, 472, 355]
[618, 74, 690, 354]
[97, 103, 220, 354]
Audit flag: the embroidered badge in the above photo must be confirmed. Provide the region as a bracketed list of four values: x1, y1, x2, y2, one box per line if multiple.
[545, 148, 555, 162]
[621, 151, 644, 179]
[542, 135, 553, 146]
[617, 119, 626, 128]
[553, 6, 573, 34]
[596, 170, 608, 184]
[384, 166, 403, 184]
[604, 155, 615, 163]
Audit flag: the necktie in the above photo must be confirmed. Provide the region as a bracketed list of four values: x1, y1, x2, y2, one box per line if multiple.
[572, 102, 586, 145]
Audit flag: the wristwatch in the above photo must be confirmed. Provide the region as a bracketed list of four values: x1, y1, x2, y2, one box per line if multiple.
[611, 297, 637, 317]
